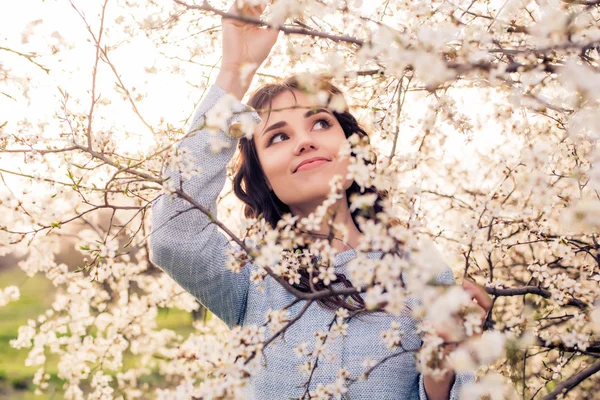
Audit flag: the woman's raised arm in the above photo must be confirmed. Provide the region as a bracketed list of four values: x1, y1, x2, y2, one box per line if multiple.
[216, 1, 278, 100]
[149, 1, 278, 328]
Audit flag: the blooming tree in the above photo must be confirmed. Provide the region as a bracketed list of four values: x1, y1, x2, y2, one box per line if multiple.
[1, 0, 600, 399]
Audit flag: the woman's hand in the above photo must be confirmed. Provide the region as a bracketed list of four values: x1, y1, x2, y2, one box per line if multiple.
[460, 278, 494, 335]
[432, 279, 493, 352]
[421, 279, 493, 400]
[217, 1, 279, 100]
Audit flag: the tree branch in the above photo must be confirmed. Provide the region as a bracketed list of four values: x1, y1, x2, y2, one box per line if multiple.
[172, 0, 364, 46]
[540, 360, 600, 400]
[485, 286, 588, 310]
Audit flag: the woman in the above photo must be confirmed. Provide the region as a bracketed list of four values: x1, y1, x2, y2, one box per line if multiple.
[150, 2, 492, 399]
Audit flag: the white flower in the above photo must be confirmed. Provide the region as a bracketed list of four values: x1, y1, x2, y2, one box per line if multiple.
[294, 342, 310, 358]
[411, 50, 455, 88]
[463, 312, 483, 337]
[300, 213, 322, 231]
[265, 309, 289, 333]
[299, 361, 313, 376]
[335, 308, 349, 319]
[591, 304, 600, 334]
[205, 94, 236, 132]
[348, 254, 375, 288]
[239, 62, 258, 87]
[416, 22, 458, 51]
[160, 178, 177, 195]
[470, 330, 506, 365]
[237, 112, 259, 140]
[384, 287, 407, 316]
[425, 285, 472, 324]
[209, 135, 232, 154]
[380, 323, 403, 349]
[349, 193, 378, 212]
[460, 372, 516, 400]
[315, 90, 329, 106]
[447, 347, 477, 373]
[328, 94, 347, 113]
[364, 285, 385, 310]
[165, 146, 200, 180]
[98, 239, 118, 259]
[362, 356, 376, 369]
[346, 157, 374, 189]
[529, 4, 569, 42]
[316, 266, 337, 285]
[528, 263, 550, 282]
[0, 286, 20, 307]
[559, 199, 600, 234]
[331, 319, 348, 338]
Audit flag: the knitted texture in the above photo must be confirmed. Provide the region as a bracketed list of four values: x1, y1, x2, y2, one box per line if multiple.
[149, 84, 474, 399]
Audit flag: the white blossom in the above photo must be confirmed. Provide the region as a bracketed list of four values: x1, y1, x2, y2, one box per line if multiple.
[0, 285, 20, 307]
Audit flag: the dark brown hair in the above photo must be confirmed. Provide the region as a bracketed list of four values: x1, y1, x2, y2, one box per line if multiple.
[232, 75, 393, 311]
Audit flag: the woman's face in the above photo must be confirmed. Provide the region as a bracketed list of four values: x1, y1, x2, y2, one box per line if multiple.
[253, 89, 352, 213]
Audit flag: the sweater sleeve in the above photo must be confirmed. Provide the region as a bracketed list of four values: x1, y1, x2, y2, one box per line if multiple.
[417, 267, 475, 400]
[149, 84, 260, 329]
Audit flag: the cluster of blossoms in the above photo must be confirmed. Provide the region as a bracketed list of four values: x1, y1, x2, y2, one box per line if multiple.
[0, 285, 20, 307]
[164, 146, 200, 182]
[204, 93, 259, 152]
[309, 368, 350, 399]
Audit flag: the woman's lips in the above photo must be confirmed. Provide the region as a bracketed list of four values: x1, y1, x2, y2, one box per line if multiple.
[295, 159, 329, 172]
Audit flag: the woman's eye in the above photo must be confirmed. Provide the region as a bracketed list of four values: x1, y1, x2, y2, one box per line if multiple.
[268, 118, 331, 146]
[270, 132, 288, 145]
[313, 118, 331, 130]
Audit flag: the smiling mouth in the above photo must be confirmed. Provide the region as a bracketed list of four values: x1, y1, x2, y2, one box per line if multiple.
[295, 159, 330, 173]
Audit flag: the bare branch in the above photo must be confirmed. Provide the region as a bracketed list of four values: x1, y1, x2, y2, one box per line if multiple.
[0, 46, 50, 74]
[485, 286, 588, 310]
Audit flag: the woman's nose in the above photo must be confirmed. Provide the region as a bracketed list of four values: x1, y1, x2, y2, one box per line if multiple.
[293, 131, 319, 155]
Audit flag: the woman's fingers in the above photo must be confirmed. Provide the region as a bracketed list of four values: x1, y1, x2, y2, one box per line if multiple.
[217, 1, 278, 98]
[228, 0, 268, 18]
[474, 303, 487, 320]
[463, 279, 493, 313]
[422, 281, 493, 362]
[225, 1, 272, 30]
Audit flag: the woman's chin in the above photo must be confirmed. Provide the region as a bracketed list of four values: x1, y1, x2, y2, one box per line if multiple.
[296, 177, 337, 193]
[277, 170, 348, 204]
[279, 187, 329, 207]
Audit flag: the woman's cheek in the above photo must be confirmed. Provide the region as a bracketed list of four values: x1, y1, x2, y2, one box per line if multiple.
[334, 157, 353, 190]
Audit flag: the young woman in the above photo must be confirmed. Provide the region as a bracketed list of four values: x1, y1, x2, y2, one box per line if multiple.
[150, 2, 492, 399]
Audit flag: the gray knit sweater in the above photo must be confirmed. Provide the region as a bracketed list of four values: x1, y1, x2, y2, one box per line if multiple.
[149, 84, 473, 399]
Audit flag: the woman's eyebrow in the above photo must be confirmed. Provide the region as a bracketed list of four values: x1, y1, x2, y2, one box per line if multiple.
[261, 109, 332, 136]
[262, 120, 287, 136]
[303, 108, 331, 118]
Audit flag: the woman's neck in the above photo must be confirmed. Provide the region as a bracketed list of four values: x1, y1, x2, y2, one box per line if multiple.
[289, 197, 363, 253]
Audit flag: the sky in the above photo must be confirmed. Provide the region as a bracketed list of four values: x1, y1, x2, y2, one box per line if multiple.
[1, 0, 513, 208]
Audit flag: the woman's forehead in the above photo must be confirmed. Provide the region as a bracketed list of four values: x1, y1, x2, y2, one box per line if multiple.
[260, 89, 317, 115]
[255, 88, 328, 135]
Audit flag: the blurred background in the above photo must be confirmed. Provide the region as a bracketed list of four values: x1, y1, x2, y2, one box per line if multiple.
[0, 213, 207, 398]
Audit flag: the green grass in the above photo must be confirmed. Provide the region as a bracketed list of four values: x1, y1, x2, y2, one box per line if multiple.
[0, 266, 203, 398]
[0, 267, 58, 400]
[156, 307, 196, 334]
